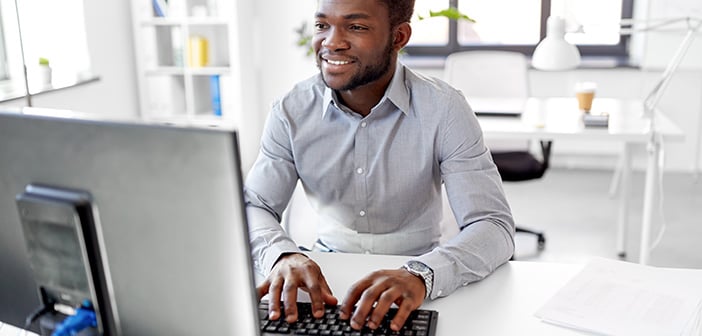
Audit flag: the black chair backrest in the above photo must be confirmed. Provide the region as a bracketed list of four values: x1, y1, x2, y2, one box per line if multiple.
[491, 141, 552, 182]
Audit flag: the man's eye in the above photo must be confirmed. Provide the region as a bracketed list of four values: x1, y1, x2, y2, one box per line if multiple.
[350, 25, 367, 31]
[315, 23, 328, 30]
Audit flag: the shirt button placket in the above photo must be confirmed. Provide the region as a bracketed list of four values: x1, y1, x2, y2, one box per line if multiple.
[354, 119, 370, 233]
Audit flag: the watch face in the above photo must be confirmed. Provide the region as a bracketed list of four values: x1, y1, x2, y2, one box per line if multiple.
[408, 261, 429, 273]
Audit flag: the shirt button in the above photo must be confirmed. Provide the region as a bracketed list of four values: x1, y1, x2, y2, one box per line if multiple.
[359, 210, 366, 217]
[356, 168, 364, 174]
[360, 121, 367, 128]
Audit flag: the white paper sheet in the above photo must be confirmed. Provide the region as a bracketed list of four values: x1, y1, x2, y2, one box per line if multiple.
[535, 257, 702, 336]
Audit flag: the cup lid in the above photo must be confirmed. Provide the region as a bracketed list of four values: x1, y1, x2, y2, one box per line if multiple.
[575, 81, 597, 92]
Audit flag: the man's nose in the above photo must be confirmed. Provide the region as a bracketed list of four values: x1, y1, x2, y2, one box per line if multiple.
[321, 27, 349, 51]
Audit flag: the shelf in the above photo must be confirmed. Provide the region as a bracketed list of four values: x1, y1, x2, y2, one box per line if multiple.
[133, 0, 238, 124]
[144, 67, 231, 76]
[187, 67, 231, 76]
[141, 17, 229, 26]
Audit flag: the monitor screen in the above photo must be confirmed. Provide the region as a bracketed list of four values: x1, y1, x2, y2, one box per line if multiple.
[0, 110, 259, 335]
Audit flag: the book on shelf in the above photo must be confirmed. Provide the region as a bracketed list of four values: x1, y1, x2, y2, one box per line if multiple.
[171, 27, 184, 67]
[152, 0, 168, 17]
[210, 75, 222, 117]
[187, 36, 209, 68]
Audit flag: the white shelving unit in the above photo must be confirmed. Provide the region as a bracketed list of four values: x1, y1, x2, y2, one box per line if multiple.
[130, 0, 244, 126]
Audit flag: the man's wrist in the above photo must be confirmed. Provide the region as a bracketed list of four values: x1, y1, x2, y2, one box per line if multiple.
[401, 261, 434, 299]
[272, 252, 308, 269]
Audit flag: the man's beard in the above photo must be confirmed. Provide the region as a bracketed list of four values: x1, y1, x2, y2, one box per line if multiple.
[319, 37, 394, 91]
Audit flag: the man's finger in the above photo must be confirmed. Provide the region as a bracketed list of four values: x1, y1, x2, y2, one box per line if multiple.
[339, 278, 371, 320]
[390, 299, 416, 332]
[320, 275, 338, 305]
[267, 277, 284, 320]
[367, 290, 398, 329]
[305, 278, 326, 319]
[256, 280, 270, 300]
[282, 281, 299, 324]
[350, 283, 386, 330]
[306, 264, 338, 317]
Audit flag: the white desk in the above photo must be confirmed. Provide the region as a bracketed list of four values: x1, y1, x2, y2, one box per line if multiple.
[308, 252, 584, 335]
[474, 97, 685, 264]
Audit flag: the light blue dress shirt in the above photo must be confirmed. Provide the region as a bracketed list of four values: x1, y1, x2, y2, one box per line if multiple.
[245, 62, 515, 299]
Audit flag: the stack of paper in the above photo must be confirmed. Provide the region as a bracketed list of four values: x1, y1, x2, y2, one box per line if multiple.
[535, 258, 702, 336]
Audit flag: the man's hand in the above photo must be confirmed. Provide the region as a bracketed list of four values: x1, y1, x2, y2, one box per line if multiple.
[339, 269, 426, 331]
[257, 253, 338, 323]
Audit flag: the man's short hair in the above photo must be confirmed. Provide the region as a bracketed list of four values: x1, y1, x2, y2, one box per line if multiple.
[377, 0, 415, 28]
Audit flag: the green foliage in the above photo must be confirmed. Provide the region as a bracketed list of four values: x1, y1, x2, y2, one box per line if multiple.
[418, 7, 475, 22]
[295, 22, 315, 56]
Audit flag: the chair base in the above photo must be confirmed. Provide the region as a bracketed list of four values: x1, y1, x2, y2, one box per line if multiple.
[516, 226, 546, 250]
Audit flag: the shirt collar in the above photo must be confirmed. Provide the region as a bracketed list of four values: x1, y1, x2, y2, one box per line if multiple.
[321, 62, 410, 118]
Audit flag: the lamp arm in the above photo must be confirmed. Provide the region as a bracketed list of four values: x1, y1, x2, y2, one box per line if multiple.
[619, 17, 696, 34]
[642, 18, 702, 117]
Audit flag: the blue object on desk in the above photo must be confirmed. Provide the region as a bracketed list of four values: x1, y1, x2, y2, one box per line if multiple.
[52, 300, 97, 336]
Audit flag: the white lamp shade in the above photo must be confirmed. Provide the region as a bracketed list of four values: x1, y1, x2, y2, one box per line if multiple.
[532, 16, 582, 71]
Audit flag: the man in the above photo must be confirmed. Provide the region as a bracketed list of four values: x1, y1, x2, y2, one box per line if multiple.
[245, 0, 514, 332]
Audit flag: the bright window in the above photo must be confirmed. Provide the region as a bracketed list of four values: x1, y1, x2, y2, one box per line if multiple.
[406, 0, 633, 57]
[457, 0, 542, 45]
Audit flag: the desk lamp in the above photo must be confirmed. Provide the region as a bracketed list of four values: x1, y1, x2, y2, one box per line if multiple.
[532, 15, 702, 265]
[532, 16, 581, 71]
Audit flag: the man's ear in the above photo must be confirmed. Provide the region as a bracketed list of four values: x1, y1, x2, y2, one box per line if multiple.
[393, 22, 412, 51]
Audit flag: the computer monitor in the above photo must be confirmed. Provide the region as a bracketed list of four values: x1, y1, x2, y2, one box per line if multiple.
[0, 109, 259, 335]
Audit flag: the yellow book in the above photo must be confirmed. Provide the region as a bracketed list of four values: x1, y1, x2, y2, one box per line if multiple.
[187, 36, 208, 67]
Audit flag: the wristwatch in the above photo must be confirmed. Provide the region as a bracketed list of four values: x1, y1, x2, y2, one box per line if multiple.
[401, 260, 434, 300]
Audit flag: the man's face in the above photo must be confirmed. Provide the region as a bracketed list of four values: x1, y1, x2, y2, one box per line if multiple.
[312, 0, 396, 91]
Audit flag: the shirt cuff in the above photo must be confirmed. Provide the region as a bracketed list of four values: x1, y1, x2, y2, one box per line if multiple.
[412, 221, 513, 300]
[261, 241, 304, 275]
[247, 206, 303, 275]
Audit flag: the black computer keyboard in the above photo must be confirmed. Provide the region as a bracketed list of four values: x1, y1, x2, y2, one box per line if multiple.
[259, 301, 438, 336]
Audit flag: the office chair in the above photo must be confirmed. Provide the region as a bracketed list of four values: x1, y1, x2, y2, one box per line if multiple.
[491, 141, 550, 249]
[444, 50, 548, 251]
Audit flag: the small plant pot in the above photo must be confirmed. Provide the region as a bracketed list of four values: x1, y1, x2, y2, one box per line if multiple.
[37, 65, 52, 87]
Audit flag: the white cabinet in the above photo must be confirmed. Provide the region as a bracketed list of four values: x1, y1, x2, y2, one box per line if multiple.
[130, 0, 244, 126]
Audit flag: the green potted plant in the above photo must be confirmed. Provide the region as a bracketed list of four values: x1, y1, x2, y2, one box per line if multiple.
[37, 57, 52, 87]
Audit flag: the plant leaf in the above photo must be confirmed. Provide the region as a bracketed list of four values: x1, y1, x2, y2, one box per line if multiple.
[428, 8, 475, 22]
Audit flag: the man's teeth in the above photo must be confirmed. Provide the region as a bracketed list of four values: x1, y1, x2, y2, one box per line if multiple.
[327, 59, 350, 65]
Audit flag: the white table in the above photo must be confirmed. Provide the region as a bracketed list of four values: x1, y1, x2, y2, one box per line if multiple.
[474, 97, 685, 264]
[308, 252, 585, 336]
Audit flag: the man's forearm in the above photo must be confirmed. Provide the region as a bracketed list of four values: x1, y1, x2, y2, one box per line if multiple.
[247, 205, 301, 274]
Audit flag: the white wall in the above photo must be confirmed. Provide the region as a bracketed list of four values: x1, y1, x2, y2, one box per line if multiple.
[235, 0, 318, 172]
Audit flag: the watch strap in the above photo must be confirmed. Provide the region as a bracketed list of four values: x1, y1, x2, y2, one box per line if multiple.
[402, 261, 433, 300]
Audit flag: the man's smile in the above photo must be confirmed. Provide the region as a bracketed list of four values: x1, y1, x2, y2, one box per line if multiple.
[326, 59, 351, 65]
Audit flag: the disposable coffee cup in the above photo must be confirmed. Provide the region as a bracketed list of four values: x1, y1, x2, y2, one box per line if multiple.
[575, 82, 597, 113]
